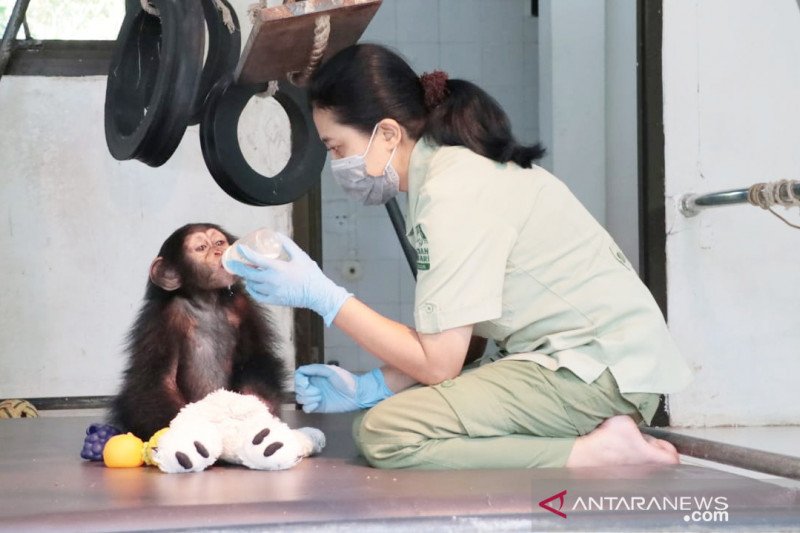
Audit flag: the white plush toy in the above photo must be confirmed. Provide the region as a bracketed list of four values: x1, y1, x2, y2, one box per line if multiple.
[151, 389, 325, 473]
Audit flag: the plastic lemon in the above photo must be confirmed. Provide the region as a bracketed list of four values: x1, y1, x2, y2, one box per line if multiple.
[103, 433, 145, 468]
[142, 428, 169, 466]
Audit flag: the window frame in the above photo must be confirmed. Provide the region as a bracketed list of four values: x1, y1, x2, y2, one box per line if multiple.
[5, 39, 114, 76]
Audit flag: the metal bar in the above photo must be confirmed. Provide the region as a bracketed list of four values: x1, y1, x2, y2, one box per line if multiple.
[679, 181, 800, 217]
[385, 198, 418, 280]
[643, 427, 800, 481]
[0, 0, 31, 82]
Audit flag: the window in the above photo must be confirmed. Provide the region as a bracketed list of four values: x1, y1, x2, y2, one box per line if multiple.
[1, 0, 125, 76]
[0, 0, 124, 40]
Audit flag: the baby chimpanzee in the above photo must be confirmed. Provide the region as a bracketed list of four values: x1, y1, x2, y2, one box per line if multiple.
[111, 223, 286, 439]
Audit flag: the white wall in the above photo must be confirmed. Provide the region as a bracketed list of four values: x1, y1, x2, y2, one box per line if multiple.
[0, 0, 295, 398]
[539, 0, 607, 224]
[604, 0, 640, 270]
[320, 0, 541, 371]
[663, 0, 800, 426]
[538, 0, 640, 269]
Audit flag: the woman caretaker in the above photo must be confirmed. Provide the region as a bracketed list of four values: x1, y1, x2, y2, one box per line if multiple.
[227, 44, 692, 469]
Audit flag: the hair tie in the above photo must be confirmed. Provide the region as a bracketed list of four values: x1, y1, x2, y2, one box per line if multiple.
[420, 70, 449, 110]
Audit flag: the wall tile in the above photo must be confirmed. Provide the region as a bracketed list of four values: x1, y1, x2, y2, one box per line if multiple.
[440, 42, 483, 82]
[481, 42, 525, 88]
[398, 42, 441, 73]
[397, 0, 439, 43]
[357, 210, 407, 260]
[480, 0, 527, 44]
[439, 0, 482, 43]
[357, 259, 401, 305]
[360, 0, 397, 43]
[523, 7, 540, 44]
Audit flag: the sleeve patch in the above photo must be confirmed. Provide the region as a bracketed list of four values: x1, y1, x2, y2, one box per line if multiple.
[413, 224, 430, 271]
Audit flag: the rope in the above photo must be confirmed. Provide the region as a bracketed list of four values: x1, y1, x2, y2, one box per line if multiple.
[142, 1, 234, 30]
[140, 0, 159, 17]
[247, 0, 268, 24]
[746, 179, 800, 229]
[212, 0, 237, 34]
[288, 13, 331, 86]
[255, 80, 280, 99]
[250, 0, 331, 98]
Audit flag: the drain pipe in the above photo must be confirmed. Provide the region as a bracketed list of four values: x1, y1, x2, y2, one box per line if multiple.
[643, 427, 800, 481]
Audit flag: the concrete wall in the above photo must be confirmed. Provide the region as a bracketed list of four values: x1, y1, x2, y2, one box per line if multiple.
[662, 0, 800, 426]
[0, 0, 294, 398]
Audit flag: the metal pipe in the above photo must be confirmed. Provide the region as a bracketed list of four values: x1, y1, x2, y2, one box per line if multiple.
[384, 198, 418, 280]
[680, 181, 800, 217]
[0, 0, 31, 82]
[643, 427, 800, 481]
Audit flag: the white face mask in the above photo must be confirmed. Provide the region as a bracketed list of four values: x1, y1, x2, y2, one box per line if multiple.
[330, 124, 400, 206]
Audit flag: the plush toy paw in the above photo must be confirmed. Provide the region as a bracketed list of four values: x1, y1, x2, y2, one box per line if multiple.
[152, 418, 223, 473]
[236, 417, 325, 471]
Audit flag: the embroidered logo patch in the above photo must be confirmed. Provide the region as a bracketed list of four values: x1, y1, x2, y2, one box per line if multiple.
[413, 224, 430, 271]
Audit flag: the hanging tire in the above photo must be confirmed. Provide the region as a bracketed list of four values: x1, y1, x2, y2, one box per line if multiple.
[200, 77, 326, 206]
[104, 0, 205, 167]
[189, 0, 241, 126]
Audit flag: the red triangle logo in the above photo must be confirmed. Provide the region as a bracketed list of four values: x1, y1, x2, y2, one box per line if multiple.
[539, 489, 568, 518]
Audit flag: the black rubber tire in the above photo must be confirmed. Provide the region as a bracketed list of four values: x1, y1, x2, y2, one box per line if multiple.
[104, 0, 205, 167]
[200, 78, 326, 206]
[188, 0, 241, 126]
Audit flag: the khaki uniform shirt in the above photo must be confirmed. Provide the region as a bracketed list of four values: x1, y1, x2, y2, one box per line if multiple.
[405, 139, 692, 396]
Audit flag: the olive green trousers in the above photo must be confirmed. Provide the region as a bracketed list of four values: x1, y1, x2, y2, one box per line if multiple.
[353, 360, 659, 469]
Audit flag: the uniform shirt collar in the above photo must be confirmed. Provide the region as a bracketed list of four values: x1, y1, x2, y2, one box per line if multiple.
[405, 137, 440, 236]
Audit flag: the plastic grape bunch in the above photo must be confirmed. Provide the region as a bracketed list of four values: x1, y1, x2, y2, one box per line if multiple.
[80, 423, 123, 461]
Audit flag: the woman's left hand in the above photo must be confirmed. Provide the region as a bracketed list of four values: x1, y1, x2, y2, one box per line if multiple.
[225, 232, 351, 326]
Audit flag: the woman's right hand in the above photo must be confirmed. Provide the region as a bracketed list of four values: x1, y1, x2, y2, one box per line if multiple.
[226, 233, 351, 326]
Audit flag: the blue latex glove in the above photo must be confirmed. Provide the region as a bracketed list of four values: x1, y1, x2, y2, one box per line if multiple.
[226, 232, 351, 326]
[294, 364, 394, 413]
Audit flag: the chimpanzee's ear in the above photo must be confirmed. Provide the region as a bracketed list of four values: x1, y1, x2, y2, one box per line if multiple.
[149, 257, 182, 291]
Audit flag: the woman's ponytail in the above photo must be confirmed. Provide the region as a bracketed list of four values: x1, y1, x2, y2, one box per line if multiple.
[423, 78, 545, 168]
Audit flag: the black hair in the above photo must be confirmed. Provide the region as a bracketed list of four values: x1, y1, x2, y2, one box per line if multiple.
[308, 43, 545, 168]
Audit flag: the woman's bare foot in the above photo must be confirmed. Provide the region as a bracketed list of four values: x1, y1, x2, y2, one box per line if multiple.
[643, 433, 679, 455]
[565, 415, 680, 468]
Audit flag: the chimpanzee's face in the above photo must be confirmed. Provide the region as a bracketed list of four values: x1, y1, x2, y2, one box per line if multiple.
[182, 229, 236, 289]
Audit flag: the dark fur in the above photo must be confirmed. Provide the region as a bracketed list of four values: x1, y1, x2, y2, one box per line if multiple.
[111, 223, 286, 439]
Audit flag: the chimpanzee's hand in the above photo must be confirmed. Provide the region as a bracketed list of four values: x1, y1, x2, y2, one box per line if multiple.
[226, 233, 351, 326]
[294, 365, 394, 413]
